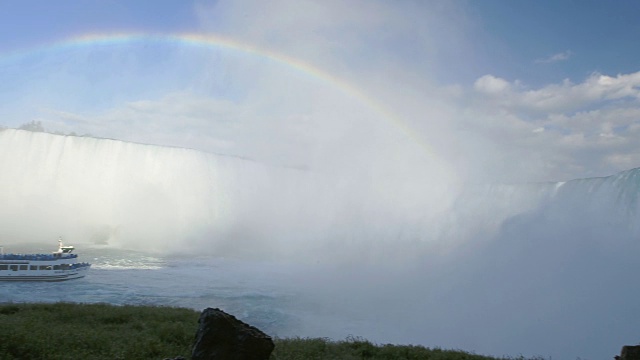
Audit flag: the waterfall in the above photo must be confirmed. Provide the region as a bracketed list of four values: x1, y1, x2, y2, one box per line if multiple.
[0, 129, 311, 255]
[0, 129, 454, 260]
[1, 128, 638, 261]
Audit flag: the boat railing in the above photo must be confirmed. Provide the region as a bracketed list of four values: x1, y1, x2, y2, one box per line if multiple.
[0, 253, 78, 261]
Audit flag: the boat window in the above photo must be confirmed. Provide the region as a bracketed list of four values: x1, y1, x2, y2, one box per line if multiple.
[10, 265, 18, 271]
[53, 265, 61, 270]
[61, 264, 70, 270]
[39, 265, 52, 270]
[19, 265, 28, 270]
[0, 265, 7, 270]
[30, 265, 38, 270]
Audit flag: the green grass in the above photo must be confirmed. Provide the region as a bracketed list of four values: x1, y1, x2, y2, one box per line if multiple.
[269, 336, 528, 360]
[0, 303, 543, 360]
[0, 302, 198, 360]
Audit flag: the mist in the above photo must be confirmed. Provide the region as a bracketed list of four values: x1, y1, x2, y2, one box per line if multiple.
[2, 127, 639, 358]
[0, 128, 456, 261]
[1, 1, 640, 359]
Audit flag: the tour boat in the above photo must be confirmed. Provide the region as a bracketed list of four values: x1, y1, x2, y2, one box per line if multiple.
[0, 238, 91, 281]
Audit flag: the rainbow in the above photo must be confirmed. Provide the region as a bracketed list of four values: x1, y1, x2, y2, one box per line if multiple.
[2, 32, 437, 158]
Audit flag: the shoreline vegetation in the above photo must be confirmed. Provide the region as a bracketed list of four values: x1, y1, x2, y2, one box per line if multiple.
[0, 302, 545, 360]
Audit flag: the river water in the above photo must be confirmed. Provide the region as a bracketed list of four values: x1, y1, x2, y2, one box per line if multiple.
[0, 244, 384, 342]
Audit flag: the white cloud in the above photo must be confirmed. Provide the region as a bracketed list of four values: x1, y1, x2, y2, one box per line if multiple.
[606, 152, 640, 169]
[474, 74, 511, 94]
[473, 71, 640, 113]
[535, 50, 572, 64]
[460, 70, 640, 180]
[34, 51, 640, 184]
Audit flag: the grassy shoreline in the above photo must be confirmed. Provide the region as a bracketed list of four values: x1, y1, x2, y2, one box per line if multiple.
[0, 302, 542, 360]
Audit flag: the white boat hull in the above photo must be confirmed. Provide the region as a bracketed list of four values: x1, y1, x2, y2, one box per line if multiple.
[0, 266, 90, 282]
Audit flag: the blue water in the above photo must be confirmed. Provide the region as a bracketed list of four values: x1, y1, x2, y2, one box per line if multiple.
[2, 225, 640, 360]
[0, 245, 312, 338]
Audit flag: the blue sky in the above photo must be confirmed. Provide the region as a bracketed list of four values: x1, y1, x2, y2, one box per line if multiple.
[1, 0, 638, 84]
[0, 0, 639, 182]
[0, 1, 196, 51]
[464, 0, 640, 86]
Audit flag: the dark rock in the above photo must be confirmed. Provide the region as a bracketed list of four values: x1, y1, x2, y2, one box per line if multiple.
[191, 307, 274, 360]
[163, 357, 186, 360]
[618, 345, 640, 360]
